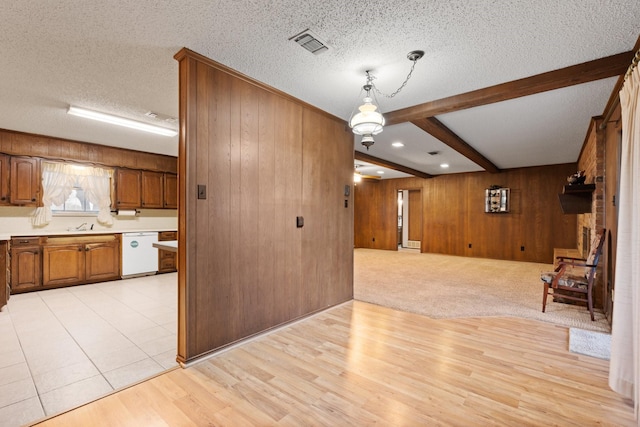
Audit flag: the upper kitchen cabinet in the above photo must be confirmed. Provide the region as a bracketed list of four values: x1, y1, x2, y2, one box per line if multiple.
[115, 168, 141, 209]
[0, 154, 9, 205]
[114, 168, 175, 210]
[141, 171, 164, 208]
[10, 156, 40, 206]
[163, 173, 177, 209]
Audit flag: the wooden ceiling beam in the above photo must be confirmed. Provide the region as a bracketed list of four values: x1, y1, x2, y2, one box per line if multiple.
[385, 51, 635, 126]
[411, 117, 501, 173]
[355, 151, 433, 179]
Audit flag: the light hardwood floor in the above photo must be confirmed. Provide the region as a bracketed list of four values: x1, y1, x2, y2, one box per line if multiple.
[33, 301, 634, 426]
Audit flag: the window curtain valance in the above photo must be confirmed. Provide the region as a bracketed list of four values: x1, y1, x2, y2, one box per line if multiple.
[32, 162, 114, 227]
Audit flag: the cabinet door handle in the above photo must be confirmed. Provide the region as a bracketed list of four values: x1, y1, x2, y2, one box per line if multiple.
[31, 198, 36, 202]
[78, 248, 82, 251]
[0, 196, 5, 201]
[85, 247, 89, 251]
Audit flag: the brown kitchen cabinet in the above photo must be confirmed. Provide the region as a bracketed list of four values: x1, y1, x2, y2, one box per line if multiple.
[163, 173, 177, 209]
[157, 231, 177, 273]
[10, 237, 42, 292]
[141, 170, 164, 208]
[0, 154, 9, 205]
[0, 240, 9, 310]
[42, 243, 85, 287]
[10, 156, 40, 206]
[115, 168, 142, 209]
[42, 235, 120, 287]
[85, 239, 120, 282]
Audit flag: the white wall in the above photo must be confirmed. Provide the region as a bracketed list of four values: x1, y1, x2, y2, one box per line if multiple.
[0, 207, 177, 236]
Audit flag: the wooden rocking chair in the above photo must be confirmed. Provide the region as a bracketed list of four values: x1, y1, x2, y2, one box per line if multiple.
[540, 229, 606, 321]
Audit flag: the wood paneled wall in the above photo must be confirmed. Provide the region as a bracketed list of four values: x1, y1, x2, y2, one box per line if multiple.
[408, 190, 422, 241]
[0, 128, 177, 173]
[175, 48, 353, 362]
[355, 164, 578, 264]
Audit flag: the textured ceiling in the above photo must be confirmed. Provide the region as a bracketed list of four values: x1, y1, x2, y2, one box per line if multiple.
[0, 1, 638, 177]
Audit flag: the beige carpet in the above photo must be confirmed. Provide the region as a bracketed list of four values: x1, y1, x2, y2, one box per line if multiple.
[354, 248, 611, 333]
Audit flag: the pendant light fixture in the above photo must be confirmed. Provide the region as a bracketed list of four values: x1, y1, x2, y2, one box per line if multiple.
[349, 50, 424, 150]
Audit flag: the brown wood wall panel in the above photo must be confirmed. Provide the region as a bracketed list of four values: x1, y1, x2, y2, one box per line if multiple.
[354, 180, 397, 249]
[0, 128, 177, 173]
[301, 109, 354, 309]
[408, 190, 422, 241]
[355, 163, 577, 263]
[175, 48, 353, 361]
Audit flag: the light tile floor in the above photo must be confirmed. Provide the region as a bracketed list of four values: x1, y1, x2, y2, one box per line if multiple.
[0, 272, 178, 427]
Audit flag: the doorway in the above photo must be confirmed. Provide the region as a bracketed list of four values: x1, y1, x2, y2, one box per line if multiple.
[397, 189, 422, 250]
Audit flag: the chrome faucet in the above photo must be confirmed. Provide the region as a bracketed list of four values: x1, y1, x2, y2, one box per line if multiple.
[75, 222, 87, 230]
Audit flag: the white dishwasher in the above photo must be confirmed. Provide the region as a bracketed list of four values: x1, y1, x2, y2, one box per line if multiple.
[121, 232, 159, 278]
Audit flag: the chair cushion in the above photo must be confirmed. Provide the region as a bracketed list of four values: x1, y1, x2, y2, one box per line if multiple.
[541, 272, 588, 289]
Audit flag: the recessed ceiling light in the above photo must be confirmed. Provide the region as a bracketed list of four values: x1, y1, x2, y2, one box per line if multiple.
[440, 163, 450, 168]
[392, 142, 404, 147]
[377, 170, 384, 174]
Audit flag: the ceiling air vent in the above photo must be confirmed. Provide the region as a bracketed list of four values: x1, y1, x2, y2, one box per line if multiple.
[289, 29, 329, 55]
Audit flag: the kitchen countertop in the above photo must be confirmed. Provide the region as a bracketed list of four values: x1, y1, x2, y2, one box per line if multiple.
[5, 229, 177, 239]
[153, 240, 178, 252]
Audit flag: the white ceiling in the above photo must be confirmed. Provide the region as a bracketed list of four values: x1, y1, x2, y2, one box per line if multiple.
[0, 1, 638, 178]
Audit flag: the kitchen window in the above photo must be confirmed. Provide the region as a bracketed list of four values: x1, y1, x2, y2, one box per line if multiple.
[52, 184, 99, 214]
[32, 162, 114, 227]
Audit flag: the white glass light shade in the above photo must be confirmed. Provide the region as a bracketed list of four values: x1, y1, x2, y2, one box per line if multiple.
[349, 97, 384, 135]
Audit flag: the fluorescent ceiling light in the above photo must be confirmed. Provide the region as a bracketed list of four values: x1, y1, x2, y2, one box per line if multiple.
[440, 163, 450, 168]
[392, 142, 404, 147]
[67, 106, 178, 137]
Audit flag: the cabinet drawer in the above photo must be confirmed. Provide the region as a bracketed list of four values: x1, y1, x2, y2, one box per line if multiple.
[159, 257, 176, 271]
[158, 231, 177, 241]
[11, 237, 41, 247]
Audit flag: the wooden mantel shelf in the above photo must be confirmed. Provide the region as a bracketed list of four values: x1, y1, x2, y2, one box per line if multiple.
[563, 184, 596, 194]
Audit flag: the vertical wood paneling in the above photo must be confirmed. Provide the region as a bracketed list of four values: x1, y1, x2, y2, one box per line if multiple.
[175, 48, 352, 360]
[408, 190, 422, 241]
[354, 164, 577, 263]
[238, 79, 261, 334]
[274, 97, 303, 321]
[177, 55, 199, 362]
[257, 90, 276, 329]
[194, 62, 214, 355]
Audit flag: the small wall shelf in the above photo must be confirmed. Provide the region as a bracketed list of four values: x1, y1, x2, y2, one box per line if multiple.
[558, 184, 595, 214]
[485, 187, 510, 213]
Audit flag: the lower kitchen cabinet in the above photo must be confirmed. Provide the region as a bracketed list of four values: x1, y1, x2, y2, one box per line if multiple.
[42, 235, 120, 287]
[10, 237, 42, 292]
[0, 241, 8, 310]
[85, 240, 120, 282]
[158, 231, 177, 273]
[42, 244, 85, 287]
